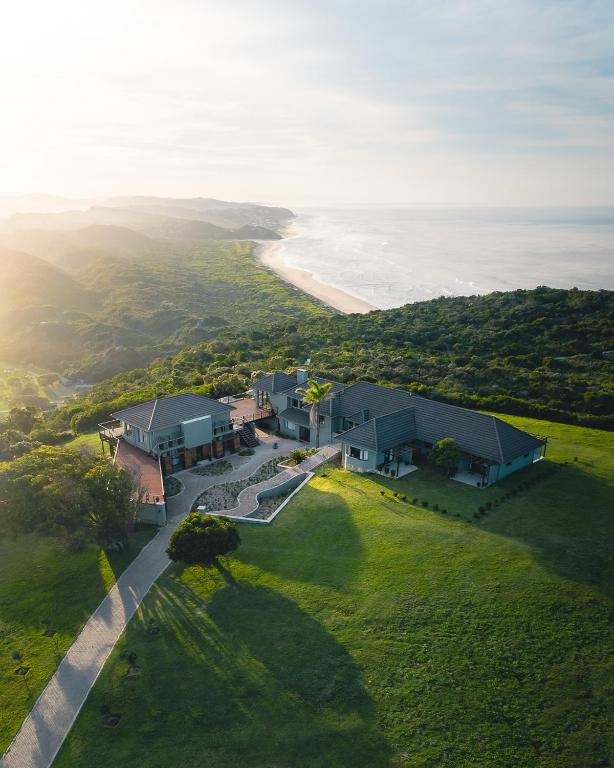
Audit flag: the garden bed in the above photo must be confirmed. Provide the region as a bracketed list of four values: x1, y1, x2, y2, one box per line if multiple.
[163, 477, 183, 498]
[193, 456, 289, 512]
[189, 459, 233, 477]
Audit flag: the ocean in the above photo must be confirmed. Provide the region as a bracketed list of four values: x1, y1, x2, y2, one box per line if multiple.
[277, 207, 614, 309]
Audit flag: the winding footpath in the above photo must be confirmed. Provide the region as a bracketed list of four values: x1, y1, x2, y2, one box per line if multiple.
[1, 438, 334, 768]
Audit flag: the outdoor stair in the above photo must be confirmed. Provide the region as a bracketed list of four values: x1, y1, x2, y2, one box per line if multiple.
[238, 422, 259, 449]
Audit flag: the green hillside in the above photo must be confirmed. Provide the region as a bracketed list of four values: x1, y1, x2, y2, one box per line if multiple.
[52, 415, 614, 768]
[60, 287, 614, 432]
[0, 232, 328, 381]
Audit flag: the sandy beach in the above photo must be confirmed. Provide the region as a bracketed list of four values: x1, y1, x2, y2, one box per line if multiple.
[255, 240, 375, 315]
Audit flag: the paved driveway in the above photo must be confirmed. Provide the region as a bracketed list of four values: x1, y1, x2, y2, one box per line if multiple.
[0, 432, 301, 768]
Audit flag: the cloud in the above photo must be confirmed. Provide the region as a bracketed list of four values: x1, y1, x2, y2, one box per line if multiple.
[0, 0, 613, 204]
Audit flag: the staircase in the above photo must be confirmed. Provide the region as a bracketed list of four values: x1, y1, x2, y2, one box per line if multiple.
[237, 421, 259, 449]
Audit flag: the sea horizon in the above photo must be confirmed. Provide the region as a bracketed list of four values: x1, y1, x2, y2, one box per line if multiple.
[276, 206, 614, 310]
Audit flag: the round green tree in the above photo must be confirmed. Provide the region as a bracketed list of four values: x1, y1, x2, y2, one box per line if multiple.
[166, 512, 240, 567]
[430, 437, 461, 476]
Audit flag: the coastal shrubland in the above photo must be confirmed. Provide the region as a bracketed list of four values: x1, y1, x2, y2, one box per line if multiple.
[51, 287, 614, 432]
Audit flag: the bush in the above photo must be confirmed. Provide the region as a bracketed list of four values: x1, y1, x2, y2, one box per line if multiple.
[478, 506, 485, 513]
[422, 500, 429, 508]
[289, 448, 307, 464]
[239, 448, 255, 456]
[433, 504, 439, 511]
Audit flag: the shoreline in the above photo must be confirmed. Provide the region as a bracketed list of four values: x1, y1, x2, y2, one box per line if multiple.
[254, 238, 376, 315]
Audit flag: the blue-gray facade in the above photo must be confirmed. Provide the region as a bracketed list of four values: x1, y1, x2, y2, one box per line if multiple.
[252, 372, 545, 486]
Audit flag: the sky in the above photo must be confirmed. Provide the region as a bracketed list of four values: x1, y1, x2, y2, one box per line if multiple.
[1, 0, 614, 207]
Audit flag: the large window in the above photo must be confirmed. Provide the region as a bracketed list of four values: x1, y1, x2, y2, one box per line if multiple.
[348, 446, 369, 461]
[283, 420, 295, 430]
[287, 396, 301, 408]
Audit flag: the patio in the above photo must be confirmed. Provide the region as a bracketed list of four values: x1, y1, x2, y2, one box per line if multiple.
[453, 471, 487, 488]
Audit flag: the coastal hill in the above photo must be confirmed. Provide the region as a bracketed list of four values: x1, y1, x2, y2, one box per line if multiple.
[0, 198, 316, 382]
[51, 286, 614, 433]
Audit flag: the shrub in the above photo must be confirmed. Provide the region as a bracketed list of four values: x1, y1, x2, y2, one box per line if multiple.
[478, 506, 485, 513]
[380, 490, 385, 496]
[239, 448, 255, 456]
[422, 500, 429, 508]
[433, 504, 439, 511]
[289, 448, 308, 464]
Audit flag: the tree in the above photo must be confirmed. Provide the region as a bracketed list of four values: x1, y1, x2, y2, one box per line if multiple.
[0, 446, 135, 549]
[295, 378, 333, 448]
[166, 513, 240, 569]
[7, 407, 37, 435]
[84, 463, 137, 548]
[430, 438, 461, 476]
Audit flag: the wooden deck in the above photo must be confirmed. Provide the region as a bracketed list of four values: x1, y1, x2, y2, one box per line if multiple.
[229, 397, 274, 424]
[114, 440, 165, 503]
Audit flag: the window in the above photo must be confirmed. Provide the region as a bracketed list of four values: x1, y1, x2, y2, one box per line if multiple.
[348, 446, 369, 460]
[283, 420, 294, 430]
[287, 396, 300, 408]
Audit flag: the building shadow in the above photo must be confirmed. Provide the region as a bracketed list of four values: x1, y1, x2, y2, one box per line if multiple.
[59, 578, 392, 767]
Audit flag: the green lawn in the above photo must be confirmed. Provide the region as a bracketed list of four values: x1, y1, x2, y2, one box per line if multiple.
[46, 415, 614, 767]
[0, 526, 156, 753]
[61, 430, 103, 452]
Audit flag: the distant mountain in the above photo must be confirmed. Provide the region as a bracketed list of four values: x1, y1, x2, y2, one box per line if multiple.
[3, 205, 282, 241]
[104, 195, 294, 230]
[0, 224, 322, 380]
[0, 195, 299, 379]
[0, 194, 95, 217]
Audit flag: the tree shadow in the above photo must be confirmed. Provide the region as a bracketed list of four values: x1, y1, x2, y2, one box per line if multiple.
[65, 578, 392, 768]
[233, 483, 365, 590]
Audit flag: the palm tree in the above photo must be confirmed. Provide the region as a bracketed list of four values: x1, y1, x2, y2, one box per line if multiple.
[296, 378, 333, 449]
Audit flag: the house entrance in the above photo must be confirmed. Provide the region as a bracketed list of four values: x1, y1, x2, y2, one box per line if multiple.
[299, 425, 311, 443]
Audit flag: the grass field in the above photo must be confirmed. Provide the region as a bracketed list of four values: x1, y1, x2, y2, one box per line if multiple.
[0, 526, 156, 753]
[61, 430, 103, 452]
[42, 416, 614, 766]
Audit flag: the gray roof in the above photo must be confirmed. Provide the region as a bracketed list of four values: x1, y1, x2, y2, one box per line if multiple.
[336, 381, 543, 463]
[278, 407, 311, 428]
[112, 393, 231, 432]
[339, 408, 416, 452]
[287, 376, 346, 417]
[251, 372, 297, 394]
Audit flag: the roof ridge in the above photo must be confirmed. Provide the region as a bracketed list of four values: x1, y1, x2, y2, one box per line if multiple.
[492, 415, 505, 464]
[148, 398, 158, 431]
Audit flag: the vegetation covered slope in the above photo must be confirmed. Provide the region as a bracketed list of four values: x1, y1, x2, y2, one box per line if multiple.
[53, 416, 614, 768]
[59, 288, 614, 431]
[0, 232, 328, 381]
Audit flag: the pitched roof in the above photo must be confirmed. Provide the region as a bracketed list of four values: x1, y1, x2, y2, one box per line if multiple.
[278, 406, 311, 427]
[336, 380, 543, 463]
[288, 376, 346, 417]
[251, 372, 297, 394]
[339, 407, 416, 452]
[112, 393, 231, 432]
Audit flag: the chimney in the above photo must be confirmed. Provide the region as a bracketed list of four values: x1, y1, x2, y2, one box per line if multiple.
[296, 368, 309, 385]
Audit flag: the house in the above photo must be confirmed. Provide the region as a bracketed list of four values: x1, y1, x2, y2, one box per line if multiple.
[252, 371, 545, 487]
[107, 393, 240, 475]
